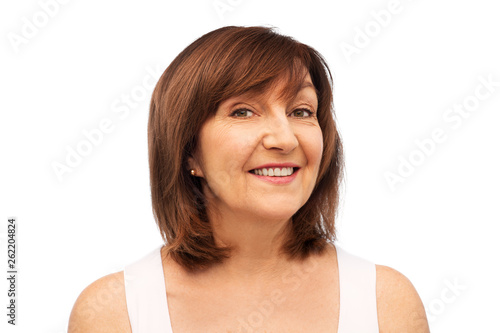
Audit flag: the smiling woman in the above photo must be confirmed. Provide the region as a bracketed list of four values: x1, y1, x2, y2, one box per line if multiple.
[68, 26, 430, 333]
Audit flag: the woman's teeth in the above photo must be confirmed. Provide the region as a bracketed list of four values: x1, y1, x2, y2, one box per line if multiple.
[252, 167, 294, 177]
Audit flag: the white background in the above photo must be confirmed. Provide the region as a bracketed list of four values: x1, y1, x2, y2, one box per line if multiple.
[1, 0, 499, 332]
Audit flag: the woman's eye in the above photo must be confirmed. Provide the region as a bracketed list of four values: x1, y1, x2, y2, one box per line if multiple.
[291, 108, 313, 118]
[231, 109, 254, 117]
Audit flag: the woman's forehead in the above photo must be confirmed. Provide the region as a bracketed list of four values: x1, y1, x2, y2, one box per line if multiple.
[224, 72, 317, 105]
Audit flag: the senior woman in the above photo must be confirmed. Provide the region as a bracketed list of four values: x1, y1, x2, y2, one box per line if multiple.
[69, 26, 429, 332]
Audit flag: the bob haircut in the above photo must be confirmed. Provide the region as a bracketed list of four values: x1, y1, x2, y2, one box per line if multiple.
[148, 26, 344, 272]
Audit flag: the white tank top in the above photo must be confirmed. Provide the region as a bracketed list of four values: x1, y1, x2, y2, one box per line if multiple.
[124, 243, 379, 332]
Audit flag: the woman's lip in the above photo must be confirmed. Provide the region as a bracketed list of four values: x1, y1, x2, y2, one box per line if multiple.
[249, 168, 299, 184]
[251, 163, 300, 169]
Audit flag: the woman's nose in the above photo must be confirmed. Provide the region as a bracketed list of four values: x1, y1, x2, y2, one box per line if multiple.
[261, 113, 299, 154]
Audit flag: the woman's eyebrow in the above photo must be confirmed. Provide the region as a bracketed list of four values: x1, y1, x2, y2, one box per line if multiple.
[223, 99, 256, 110]
[301, 81, 314, 89]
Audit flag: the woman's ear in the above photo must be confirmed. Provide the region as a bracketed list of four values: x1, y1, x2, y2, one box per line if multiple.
[187, 156, 204, 178]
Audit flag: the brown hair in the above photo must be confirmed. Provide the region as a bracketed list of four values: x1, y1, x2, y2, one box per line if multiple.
[148, 26, 344, 272]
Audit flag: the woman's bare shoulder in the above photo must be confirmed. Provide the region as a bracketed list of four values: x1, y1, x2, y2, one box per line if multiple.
[68, 271, 131, 333]
[375, 264, 430, 333]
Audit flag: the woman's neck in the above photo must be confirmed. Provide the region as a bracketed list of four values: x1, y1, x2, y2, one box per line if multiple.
[207, 208, 294, 282]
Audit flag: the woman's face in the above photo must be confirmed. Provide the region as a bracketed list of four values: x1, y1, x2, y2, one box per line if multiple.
[189, 73, 323, 222]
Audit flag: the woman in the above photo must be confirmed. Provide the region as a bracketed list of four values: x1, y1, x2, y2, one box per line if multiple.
[69, 26, 430, 332]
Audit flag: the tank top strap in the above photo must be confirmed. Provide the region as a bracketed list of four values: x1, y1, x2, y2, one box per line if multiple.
[335, 244, 379, 333]
[123, 245, 173, 333]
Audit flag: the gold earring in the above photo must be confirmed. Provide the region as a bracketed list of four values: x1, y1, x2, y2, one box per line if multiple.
[190, 169, 196, 176]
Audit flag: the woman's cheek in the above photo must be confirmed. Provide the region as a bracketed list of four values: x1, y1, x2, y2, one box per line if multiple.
[299, 127, 323, 162]
[313, 134, 324, 166]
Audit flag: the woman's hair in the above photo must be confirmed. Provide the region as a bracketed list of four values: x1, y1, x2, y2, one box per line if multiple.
[148, 26, 344, 272]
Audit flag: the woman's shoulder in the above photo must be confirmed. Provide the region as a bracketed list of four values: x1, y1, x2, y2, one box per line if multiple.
[68, 271, 131, 333]
[375, 264, 430, 333]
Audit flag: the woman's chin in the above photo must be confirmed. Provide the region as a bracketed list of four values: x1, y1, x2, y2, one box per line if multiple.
[247, 206, 300, 223]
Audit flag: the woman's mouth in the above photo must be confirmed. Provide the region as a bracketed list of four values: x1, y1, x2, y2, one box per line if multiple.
[250, 167, 298, 177]
[248, 167, 300, 184]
